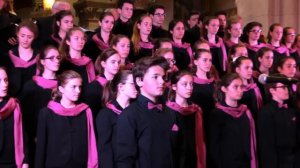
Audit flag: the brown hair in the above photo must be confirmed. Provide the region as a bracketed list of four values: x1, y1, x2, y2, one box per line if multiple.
[59, 27, 86, 59]
[229, 56, 252, 73]
[37, 45, 60, 74]
[131, 14, 152, 55]
[154, 48, 173, 58]
[94, 48, 119, 75]
[224, 17, 241, 40]
[53, 10, 73, 35]
[16, 20, 38, 39]
[168, 70, 193, 101]
[267, 23, 282, 43]
[110, 34, 129, 47]
[52, 70, 82, 101]
[214, 73, 242, 103]
[102, 70, 133, 105]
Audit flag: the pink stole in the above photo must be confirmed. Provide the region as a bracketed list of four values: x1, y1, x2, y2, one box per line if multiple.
[95, 75, 107, 87]
[216, 103, 257, 168]
[265, 43, 290, 56]
[32, 76, 58, 89]
[106, 102, 122, 115]
[245, 42, 266, 52]
[47, 100, 98, 168]
[202, 37, 228, 71]
[0, 98, 24, 168]
[193, 76, 214, 85]
[92, 34, 110, 50]
[67, 56, 96, 83]
[9, 50, 37, 68]
[171, 41, 193, 62]
[166, 101, 206, 168]
[244, 80, 263, 110]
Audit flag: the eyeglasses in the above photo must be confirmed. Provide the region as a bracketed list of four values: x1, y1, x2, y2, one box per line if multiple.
[249, 29, 262, 33]
[272, 85, 288, 89]
[287, 33, 296, 36]
[167, 59, 176, 64]
[154, 13, 166, 17]
[44, 56, 62, 61]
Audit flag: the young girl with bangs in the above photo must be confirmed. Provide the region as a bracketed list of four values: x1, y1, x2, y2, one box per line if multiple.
[165, 70, 206, 168]
[59, 27, 96, 88]
[96, 70, 137, 168]
[83, 12, 115, 62]
[35, 70, 98, 168]
[2, 20, 39, 97]
[83, 48, 121, 116]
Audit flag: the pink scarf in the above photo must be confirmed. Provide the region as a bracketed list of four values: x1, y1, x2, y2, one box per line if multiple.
[92, 34, 110, 50]
[9, 50, 37, 68]
[32, 76, 58, 89]
[47, 100, 98, 168]
[0, 98, 24, 168]
[166, 101, 206, 168]
[106, 102, 122, 115]
[202, 37, 228, 71]
[265, 43, 290, 56]
[95, 75, 107, 87]
[67, 56, 96, 83]
[216, 103, 257, 168]
[244, 80, 263, 109]
[193, 76, 214, 84]
[171, 41, 193, 61]
[139, 41, 154, 49]
[245, 42, 266, 52]
[225, 40, 243, 48]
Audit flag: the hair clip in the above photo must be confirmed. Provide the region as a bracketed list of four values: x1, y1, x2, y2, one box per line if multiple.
[232, 56, 240, 63]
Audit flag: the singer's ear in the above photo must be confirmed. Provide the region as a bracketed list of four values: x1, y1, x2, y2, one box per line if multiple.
[221, 86, 227, 93]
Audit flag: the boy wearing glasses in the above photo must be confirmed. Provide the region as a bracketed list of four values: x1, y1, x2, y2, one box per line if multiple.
[257, 75, 297, 168]
[148, 4, 168, 39]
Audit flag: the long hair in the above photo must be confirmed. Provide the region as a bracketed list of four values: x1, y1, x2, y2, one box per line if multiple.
[281, 27, 294, 45]
[94, 48, 119, 75]
[102, 70, 133, 105]
[131, 14, 152, 55]
[53, 10, 73, 35]
[267, 23, 282, 43]
[59, 27, 86, 59]
[16, 20, 39, 39]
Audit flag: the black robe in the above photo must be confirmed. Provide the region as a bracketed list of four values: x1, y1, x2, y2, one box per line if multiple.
[207, 102, 251, 168]
[150, 25, 169, 39]
[112, 18, 133, 38]
[35, 107, 88, 168]
[114, 95, 174, 168]
[258, 100, 297, 168]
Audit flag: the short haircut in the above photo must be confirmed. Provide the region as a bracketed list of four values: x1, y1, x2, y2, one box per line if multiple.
[148, 4, 165, 15]
[132, 56, 169, 86]
[117, 0, 134, 9]
[187, 10, 200, 20]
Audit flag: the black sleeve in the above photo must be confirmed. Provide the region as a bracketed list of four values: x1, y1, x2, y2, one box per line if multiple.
[96, 108, 114, 168]
[257, 106, 277, 167]
[34, 108, 48, 168]
[83, 34, 100, 63]
[207, 110, 222, 168]
[82, 82, 103, 118]
[114, 109, 137, 168]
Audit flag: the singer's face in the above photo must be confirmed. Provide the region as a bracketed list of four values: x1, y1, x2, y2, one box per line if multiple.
[278, 58, 296, 78]
[236, 59, 253, 80]
[222, 78, 244, 101]
[258, 51, 274, 69]
[270, 83, 289, 101]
